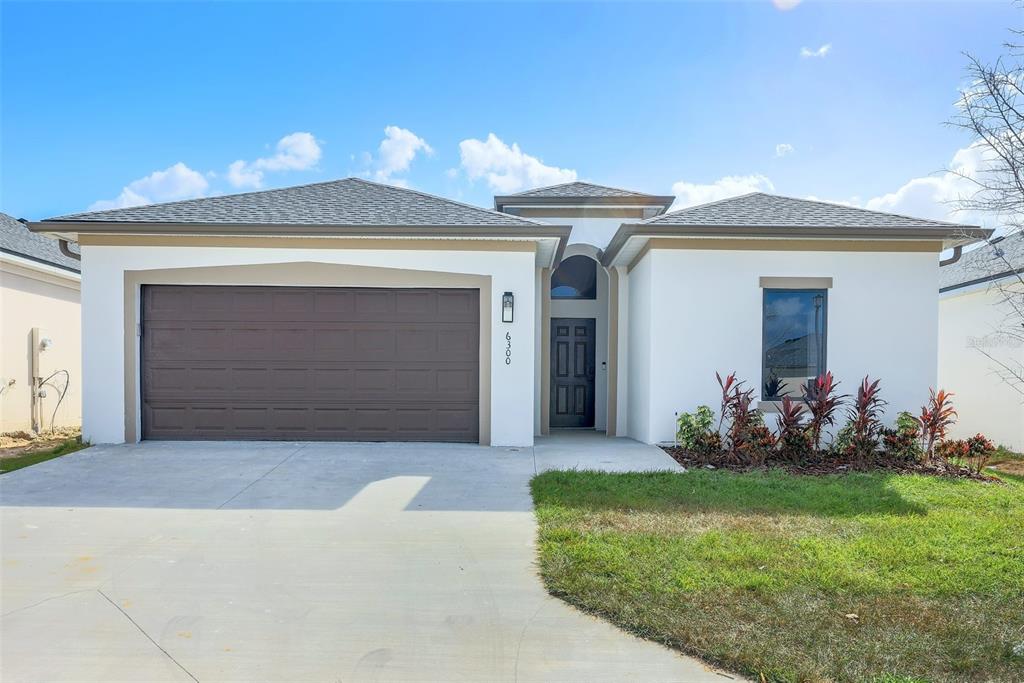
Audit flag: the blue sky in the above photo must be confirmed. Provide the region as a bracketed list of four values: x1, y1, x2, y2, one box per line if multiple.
[1, 1, 1018, 225]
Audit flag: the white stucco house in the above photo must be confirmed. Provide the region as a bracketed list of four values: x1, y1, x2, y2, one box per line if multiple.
[1, 212, 82, 434]
[29, 179, 990, 447]
[939, 230, 1023, 451]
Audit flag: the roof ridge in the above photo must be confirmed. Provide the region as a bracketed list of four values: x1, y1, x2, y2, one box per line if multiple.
[508, 180, 660, 198]
[642, 192, 762, 223]
[757, 192, 972, 228]
[50, 177, 363, 220]
[508, 181, 582, 196]
[643, 191, 979, 229]
[347, 177, 546, 226]
[50, 176, 547, 227]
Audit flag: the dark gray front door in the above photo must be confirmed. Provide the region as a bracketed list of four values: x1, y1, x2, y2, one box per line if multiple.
[550, 318, 596, 428]
[141, 285, 479, 442]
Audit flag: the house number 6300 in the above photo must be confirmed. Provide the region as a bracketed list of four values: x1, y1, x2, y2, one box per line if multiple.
[505, 332, 512, 365]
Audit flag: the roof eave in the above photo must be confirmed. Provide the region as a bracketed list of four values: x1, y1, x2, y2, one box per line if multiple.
[940, 267, 1024, 293]
[30, 219, 569, 236]
[600, 223, 994, 267]
[494, 195, 675, 211]
[0, 248, 82, 275]
[30, 221, 574, 269]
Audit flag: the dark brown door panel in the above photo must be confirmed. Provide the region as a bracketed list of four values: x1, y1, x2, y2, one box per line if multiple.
[550, 318, 596, 428]
[142, 285, 479, 442]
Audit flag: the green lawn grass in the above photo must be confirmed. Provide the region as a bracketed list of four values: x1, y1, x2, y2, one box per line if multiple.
[0, 437, 89, 474]
[531, 469, 1024, 683]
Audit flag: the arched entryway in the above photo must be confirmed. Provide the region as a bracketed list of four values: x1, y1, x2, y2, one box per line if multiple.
[541, 244, 609, 432]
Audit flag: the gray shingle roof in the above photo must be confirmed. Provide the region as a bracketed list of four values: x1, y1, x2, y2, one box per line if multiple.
[645, 192, 974, 230]
[940, 230, 1024, 291]
[44, 177, 544, 228]
[0, 212, 80, 272]
[507, 181, 663, 199]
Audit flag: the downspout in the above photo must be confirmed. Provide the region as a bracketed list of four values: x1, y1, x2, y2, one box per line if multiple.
[939, 245, 963, 267]
[59, 239, 81, 261]
[16, 218, 81, 261]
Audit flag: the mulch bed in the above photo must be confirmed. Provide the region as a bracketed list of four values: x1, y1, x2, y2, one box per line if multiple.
[661, 446, 1002, 483]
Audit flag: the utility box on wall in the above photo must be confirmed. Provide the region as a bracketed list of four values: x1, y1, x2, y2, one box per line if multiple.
[31, 327, 57, 380]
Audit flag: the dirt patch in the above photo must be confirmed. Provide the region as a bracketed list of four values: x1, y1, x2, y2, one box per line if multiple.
[661, 446, 1002, 483]
[0, 427, 82, 459]
[991, 459, 1024, 476]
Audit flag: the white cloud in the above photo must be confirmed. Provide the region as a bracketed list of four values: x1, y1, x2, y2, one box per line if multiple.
[458, 133, 577, 193]
[226, 161, 262, 189]
[226, 131, 322, 188]
[670, 174, 775, 209]
[776, 143, 795, 157]
[800, 44, 832, 59]
[773, 0, 803, 9]
[805, 195, 861, 208]
[373, 126, 433, 182]
[864, 143, 1003, 226]
[88, 162, 209, 211]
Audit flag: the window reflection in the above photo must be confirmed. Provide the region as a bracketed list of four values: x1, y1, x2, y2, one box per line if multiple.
[762, 289, 827, 399]
[551, 255, 597, 300]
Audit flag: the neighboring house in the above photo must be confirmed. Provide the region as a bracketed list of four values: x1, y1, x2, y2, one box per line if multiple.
[939, 230, 1024, 451]
[29, 179, 988, 446]
[0, 212, 82, 433]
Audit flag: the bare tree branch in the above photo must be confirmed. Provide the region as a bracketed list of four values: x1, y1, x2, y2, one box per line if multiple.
[947, 14, 1024, 398]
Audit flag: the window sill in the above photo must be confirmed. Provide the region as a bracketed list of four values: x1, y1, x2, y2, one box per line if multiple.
[757, 400, 785, 414]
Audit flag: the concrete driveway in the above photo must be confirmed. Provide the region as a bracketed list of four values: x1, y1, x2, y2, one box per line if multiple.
[1, 433, 734, 682]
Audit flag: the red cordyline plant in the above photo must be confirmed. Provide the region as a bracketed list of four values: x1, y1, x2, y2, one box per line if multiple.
[716, 371, 759, 462]
[847, 376, 886, 463]
[917, 389, 958, 460]
[776, 396, 811, 463]
[716, 371, 739, 432]
[802, 372, 846, 450]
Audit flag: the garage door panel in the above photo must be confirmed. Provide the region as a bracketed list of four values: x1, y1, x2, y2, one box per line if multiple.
[437, 290, 479, 316]
[142, 286, 479, 441]
[353, 329, 397, 356]
[144, 364, 478, 401]
[395, 290, 436, 315]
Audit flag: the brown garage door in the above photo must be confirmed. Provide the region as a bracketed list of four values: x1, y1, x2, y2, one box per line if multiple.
[141, 285, 480, 442]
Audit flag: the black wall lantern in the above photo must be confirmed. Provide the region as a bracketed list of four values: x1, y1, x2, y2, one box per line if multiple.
[502, 291, 514, 323]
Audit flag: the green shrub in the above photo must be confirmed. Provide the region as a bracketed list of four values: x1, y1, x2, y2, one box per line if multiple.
[895, 410, 920, 435]
[676, 405, 714, 445]
[676, 405, 719, 455]
[830, 423, 855, 457]
[882, 411, 924, 463]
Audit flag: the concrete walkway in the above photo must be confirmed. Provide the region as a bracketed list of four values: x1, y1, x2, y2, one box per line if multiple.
[1, 433, 735, 682]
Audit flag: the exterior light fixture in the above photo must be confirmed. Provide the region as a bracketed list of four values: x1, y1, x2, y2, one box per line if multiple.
[502, 292, 514, 323]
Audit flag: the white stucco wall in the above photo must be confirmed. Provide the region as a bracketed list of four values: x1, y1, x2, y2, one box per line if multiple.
[80, 244, 536, 447]
[526, 215, 625, 250]
[626, 247, 941, 444]
[612, 265, 630, 437]
[534, 266, 544, 436]
[939, 283, 1024, 450]
[626, 255, 653, 441]
[0, 258, 82, 432]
